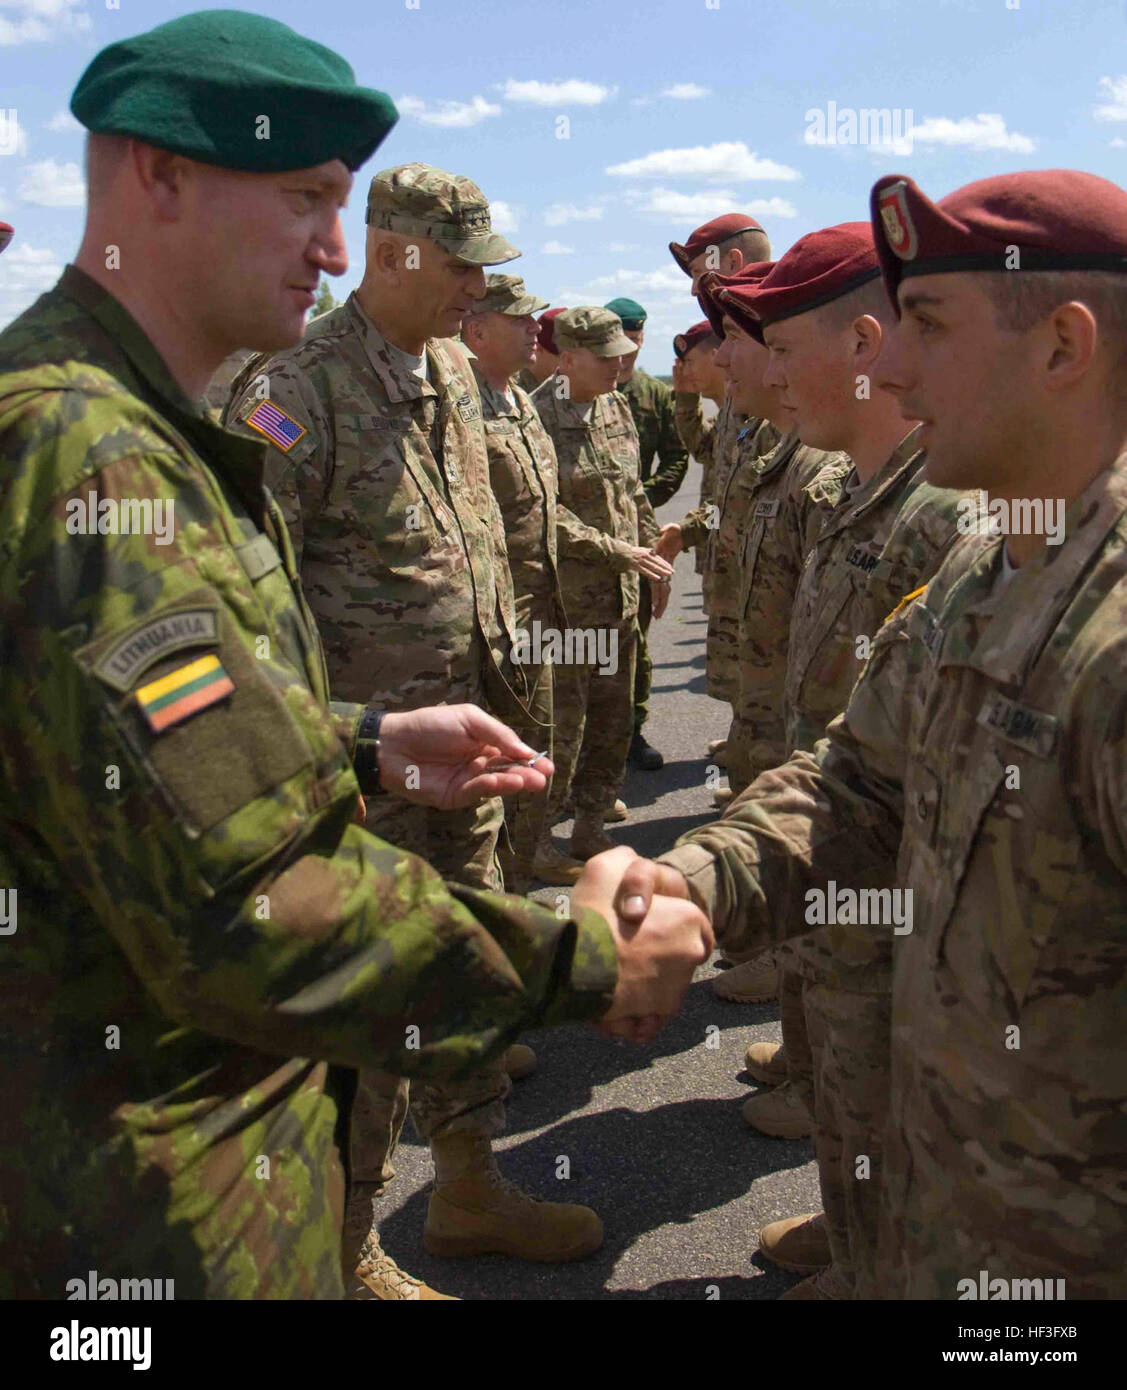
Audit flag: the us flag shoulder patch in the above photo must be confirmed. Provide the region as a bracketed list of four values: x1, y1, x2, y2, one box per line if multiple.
[136, 654, 235, 733]
[245, 398, 308, 452]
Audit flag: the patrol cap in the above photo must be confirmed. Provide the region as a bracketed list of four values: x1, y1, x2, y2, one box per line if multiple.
[872, 169, 1127, 304]
[604, 296, 646, 330]
[537, 306, 566, 354]
[670, 213, 767, 274]
[366, 162, 520, 265]
[718, 223, 880, 333]
[554, 306, 637, 358]
[478, 273, 549, 316]
[673, 320, 717, 359]
[697, 261, 775, 340]
[0, 222, 12, 255]
[69, 10, 398, 173]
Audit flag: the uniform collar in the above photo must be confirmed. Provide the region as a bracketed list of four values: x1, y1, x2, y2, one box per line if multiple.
[472, 362, 521, 420]
[345, 292, 441, 404]
[817, 425, 923, 540]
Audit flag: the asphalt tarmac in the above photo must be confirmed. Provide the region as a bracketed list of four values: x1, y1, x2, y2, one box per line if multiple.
[377, 461, 821, 1300]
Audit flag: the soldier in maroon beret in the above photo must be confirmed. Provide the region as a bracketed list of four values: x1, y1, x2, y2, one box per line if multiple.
[516, 305, 566, 393]
[670, 212, 772, 295]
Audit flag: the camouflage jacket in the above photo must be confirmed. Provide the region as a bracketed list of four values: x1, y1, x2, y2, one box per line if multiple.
[661, 456, 1127, 1298]
[732, 430, 849, 781]
[677, 396, 747, 558]
[705, 417, 784, 626]
[619, 368, 689, 507]
[531, 382, 659, 624]
[778, 428, 967, 986]
[0, 267, 617, 1300]
[224, 293, 522, 719]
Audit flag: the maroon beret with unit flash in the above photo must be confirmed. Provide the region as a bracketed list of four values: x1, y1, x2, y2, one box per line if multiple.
[697, 261, 776, 340]
[717, 222, 881, 334]
[536, 305, 566, 354]
[673, 320, 717, 359]
[872, 170, 1127, 304]
[669, 212, 766, 274]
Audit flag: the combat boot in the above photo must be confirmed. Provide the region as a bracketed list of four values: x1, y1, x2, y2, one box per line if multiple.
[778, 1265, 851, 1300]
[741, 1080, 814, 1138]
[758, 1211, 830, 1274]
[500, 1043, 537, 1080]
[713, 952, 778, 1002]
[706, 737, 727, 762]
[351, 1230, 457, 1300]
[712, 786, 733, 808]
[744, 1040, 788, 1086]
[530, 837, 585, 885]
[628, 730, 664, 770]
[571, 810, 615, 860]
[424, 1133, 603, 1262]
[604, 798, 628, 823]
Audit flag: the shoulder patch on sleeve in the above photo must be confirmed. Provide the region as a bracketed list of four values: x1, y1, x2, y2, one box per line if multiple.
[136, 653, 234, 733]
[243, 398, 309, 453]
[94, 607, 219, 692]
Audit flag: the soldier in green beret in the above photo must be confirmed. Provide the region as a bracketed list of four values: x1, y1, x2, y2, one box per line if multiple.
[0, 10, 712, 1300]
[604, 297, 689, 772]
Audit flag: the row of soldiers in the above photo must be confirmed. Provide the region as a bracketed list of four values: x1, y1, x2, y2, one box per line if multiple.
[2, 7, 1123, 1301]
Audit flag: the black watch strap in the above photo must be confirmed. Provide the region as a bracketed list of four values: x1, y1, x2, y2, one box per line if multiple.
[355, 708, 388, 794]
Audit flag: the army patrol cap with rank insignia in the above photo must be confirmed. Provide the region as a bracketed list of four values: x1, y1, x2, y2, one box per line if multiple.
[554, 306, 638, 358]
[478, 273, 550, 315]
[69, 9, 398, 173]
[871, 168, 1127, 304]
[366, 162, 521, 265]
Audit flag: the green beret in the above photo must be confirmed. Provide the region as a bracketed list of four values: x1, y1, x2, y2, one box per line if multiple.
[70, 9, 398, 173]
[603, 296, 646, 330]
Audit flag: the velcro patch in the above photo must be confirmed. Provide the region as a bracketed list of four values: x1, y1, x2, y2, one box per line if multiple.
[977, 694, 1058, 759]
[754, 499, 780, 520]
[846, 543, 881, 575]
[244, 398, 308, 453]
[136, 654, 235, 734]
[95, 608, 219, 693]
[456, 392, 480, 423]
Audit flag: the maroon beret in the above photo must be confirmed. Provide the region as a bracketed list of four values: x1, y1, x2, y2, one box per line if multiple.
[716, 222, 880, 334]
[669, 212, 766, 274]
[0, 221, 12, 255]
[697, 261, 776, 340]
[536, 305, 566, 354]
[673, 319, 717, 359]
[872, 170, 1127, 304]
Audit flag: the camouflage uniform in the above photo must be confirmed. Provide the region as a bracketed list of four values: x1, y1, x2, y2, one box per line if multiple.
[674, 393, 746, 601]
[223, 289, 527, 1238]
[725, 430, 849, 794]
[0, 267, 617, 1299]
[701, 417, 782, 707]
[532, 377, 659, 817]
[663, 457, 1127, 1297]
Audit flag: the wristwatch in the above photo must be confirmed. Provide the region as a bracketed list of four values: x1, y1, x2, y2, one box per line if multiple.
[354, 707, 388, 794]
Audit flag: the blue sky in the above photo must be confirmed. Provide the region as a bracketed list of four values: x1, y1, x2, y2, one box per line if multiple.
[3, 0, 1127, 371]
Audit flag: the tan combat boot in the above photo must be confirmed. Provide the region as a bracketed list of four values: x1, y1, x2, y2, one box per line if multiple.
[706, 737, 728, 762]
[351, 1230, 457, 1300]
[424, 1133, 603, 1262]
[741, 1079, 814, 1138]
[530, 837, 585, 885]
[604, 798, 628, 823]
[744, 1040, 788, 1086]
[500, 1043, 537, 1080]
[712, 786, 734, 808]
[570, 810, 615, 860]
[778, 1265, 852, 1300]
[713, 952, 779, 1002]
[758, 1211, 831, 1274]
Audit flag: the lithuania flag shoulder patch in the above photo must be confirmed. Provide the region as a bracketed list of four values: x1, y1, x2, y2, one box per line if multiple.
[136, 654, 235, 733]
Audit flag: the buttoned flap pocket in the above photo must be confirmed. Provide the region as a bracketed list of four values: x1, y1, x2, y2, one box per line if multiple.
[487, 430, 539, 513]
[559, 445, 611, 513]
[788, 561, 858, 697]
[72, 584, 318, 887]
[331, 413, 454, 551]
[740, 508, 777, 616]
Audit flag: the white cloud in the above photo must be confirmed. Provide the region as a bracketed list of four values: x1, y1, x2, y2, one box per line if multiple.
[663, 83, 710, 100]
[606, 141, 800, 182]
[17, 157, 85, 206]
[1112, 137, 1127, 149]
[394, 94, 500, 128]
[0, 0, 91, 46]
[544, 203, 603, 226]
[46, 108, 82, 133]
[906, 113, 1034, 154]
[542, 240, 574, 255]
[0, 240, 63, 325]
[0, 107, 28, 156]
[570, 265, 688, 296]
[500, 79, 615, 106]
[627, 186, 798, 220]
[490, 200, 519, 234]
[1094, 76, 1127, 122]
[607, 241, 639, 252]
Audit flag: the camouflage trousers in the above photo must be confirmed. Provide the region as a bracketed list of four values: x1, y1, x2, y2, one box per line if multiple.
[343, 798, 512, 1280]
[633, 581, 652, 734]
[500, 654, 554, 873]
[549, 618, 638, 817]
[802, 979, 891, 1299]
[726, 674, 787, 797]
[705, 611, 740, 705]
